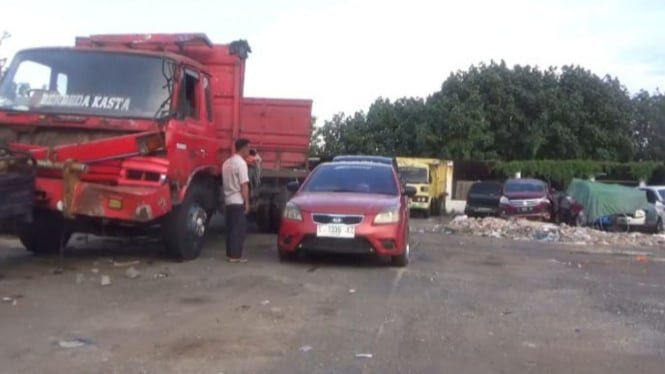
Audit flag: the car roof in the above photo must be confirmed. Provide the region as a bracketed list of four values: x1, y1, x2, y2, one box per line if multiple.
[332, 155, 395, 165]
[505, 178, 545, 184]
[323, 160, 394, 169]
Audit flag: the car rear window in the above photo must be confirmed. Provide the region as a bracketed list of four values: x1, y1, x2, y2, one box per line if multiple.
[303, 164, 398, 195]
[504, 180, 546, 193]
[469, 182, 502, 195]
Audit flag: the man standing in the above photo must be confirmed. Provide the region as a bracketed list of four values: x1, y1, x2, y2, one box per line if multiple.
[222, 138, 251, 263]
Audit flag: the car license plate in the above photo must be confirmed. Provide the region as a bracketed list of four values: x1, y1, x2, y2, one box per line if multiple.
[475, 207, 492, 212]
[520, 207, 533, 213]
[317, 224, 355, 238]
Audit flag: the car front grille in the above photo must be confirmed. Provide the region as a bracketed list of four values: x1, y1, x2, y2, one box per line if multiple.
[299, 235, 374, 254]
[312, 214, 363, 225]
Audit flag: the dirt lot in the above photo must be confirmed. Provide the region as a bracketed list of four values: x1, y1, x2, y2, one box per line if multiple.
[1, 217, 665, 374]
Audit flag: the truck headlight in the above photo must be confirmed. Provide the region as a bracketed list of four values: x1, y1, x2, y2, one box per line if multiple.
[283, 202, 302, 221]
[374, 207, 400, 224]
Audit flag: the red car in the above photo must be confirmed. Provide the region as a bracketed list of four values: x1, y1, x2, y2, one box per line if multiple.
[498, 178, 552, 221]
[277, 161, 416, 266]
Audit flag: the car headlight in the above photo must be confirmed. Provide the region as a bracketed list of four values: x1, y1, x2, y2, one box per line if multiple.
[374, 207, 400, 224]
[283, 202, 303, 221]
[499, 196, 509, 204]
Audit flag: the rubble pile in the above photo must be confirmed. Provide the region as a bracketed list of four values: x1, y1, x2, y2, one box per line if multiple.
[445, 216, 665, 247]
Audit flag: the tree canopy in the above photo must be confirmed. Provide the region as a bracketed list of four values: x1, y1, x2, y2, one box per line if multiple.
[311, 61, 665, 163]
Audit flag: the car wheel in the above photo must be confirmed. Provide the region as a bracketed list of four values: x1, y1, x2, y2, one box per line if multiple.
[574, 211, 585, 227]
[163, 183, 209, 261]
[17, 210, 71, 255]
[391, 235, 410, 267]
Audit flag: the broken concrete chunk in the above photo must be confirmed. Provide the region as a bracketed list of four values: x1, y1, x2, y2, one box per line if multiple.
[100, 275, 112, 286]
[125, 267, 140, 279]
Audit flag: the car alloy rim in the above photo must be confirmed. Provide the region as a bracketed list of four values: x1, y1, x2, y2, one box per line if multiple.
[188, 205, 208, 238]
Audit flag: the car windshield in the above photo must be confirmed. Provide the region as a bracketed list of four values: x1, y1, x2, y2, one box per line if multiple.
[303, 164, 398, 195]
[504, 180, 546, 193]
[399, 167, 428, 183]
[0, 49, 174, 119]
[469, 182, 503, 195]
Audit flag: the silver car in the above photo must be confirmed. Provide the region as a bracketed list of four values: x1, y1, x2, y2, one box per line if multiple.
[617, 186, 665, 233]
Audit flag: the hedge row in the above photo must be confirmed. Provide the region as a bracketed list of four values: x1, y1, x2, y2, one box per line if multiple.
[492, 160, 664, 185]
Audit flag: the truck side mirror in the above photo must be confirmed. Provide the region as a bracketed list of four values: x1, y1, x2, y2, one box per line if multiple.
[404, 186, 417, 198]
[287, 181, 300, 192]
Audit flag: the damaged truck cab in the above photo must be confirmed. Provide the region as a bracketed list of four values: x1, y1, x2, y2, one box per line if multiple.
[0, 34, 312, 260]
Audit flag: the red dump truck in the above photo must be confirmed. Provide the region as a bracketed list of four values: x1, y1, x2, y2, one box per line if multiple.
[0, 33, 312, 260]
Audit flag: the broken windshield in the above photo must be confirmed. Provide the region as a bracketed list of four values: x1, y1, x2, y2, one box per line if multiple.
[0, 49, 174, 119]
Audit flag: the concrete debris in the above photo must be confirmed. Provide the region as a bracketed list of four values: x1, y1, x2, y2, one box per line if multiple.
[260, 300, 270, 306]
[299, 345, 313, 353]
[113, 260, 140, 267]
[445, 216, 665, 247]
[57, 338, 92, 349]
[100, 275, 112, 286]
[355, 353, 374, 358]
[348, 289, 356, 294]
[125, 267, 140, 279]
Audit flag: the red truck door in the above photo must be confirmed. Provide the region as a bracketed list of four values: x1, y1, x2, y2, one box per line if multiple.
[167, 68, 218, 185]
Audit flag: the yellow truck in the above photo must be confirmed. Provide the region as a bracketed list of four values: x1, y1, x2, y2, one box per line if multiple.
[396, 157, 453, 217]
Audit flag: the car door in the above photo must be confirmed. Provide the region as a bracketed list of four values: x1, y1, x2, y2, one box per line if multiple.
[644, 189, 660, 226]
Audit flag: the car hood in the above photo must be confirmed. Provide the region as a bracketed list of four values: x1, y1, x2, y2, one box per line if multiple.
[290, 192, 400, 214]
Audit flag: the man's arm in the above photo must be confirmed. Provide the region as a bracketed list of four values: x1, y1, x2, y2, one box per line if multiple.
[239, 162, 251, 214]
[241, 182, 250, 214]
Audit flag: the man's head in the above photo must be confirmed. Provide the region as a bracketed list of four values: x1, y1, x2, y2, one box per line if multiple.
[234, 138, 251, 157]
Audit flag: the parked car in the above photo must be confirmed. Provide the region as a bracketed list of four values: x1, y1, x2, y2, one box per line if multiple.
[278, 161, 416, 266]
[498, 178, 552, 221]
[617, 186, 665, 233]
[464, 181, 503, 217]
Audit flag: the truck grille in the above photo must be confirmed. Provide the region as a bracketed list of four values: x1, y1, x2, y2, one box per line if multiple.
[312, 214, 363, 225]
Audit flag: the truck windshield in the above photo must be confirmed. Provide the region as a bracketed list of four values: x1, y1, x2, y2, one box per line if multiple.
[0, 49, 174, 119]
[399, 167, 428, 184]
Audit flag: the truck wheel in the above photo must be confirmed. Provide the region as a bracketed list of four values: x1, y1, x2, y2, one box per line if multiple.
[163, 184, 209, 261]
[270, 188, 290, 233]
[391, 234, 410, 267]
[256, 203, 272, 233]
[17, 210, 70, 255]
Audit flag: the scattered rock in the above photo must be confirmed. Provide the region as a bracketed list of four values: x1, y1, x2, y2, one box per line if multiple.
[270, 307, 283, 313]
[355, 353, 373, 358]
[75, 273, 85, 284]
[299, 345, 313, 353]
[113, 260, 140, 267]
[260, 300, 270, 306]
[57, 338, 92, 349]
[125, 267, 140, 279]
[100, 275, 112, 286]
[90, 268, 99, 274]
[348, 289, 356, 294]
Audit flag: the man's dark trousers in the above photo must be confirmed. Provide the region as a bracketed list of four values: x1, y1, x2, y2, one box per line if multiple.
[225, 204, 246, 258]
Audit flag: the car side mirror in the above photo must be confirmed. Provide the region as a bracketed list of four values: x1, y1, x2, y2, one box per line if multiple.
[404, 186, 417, 197]
[286, 181, 300, 192]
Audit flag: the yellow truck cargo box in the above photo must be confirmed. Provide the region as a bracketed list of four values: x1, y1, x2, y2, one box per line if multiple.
[396, 157, 453, 216]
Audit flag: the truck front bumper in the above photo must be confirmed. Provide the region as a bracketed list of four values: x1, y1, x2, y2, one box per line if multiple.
[35, 177, 172, 223]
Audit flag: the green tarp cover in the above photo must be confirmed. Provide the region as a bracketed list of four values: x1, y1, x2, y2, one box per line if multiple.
[566, 179, 649, 224]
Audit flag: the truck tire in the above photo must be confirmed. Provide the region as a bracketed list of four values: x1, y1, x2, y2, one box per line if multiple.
[256, 202, 273, 233]
[17, 210, 70, 255]
[270, 188, 290, 233]
[163, 184, 210, 261]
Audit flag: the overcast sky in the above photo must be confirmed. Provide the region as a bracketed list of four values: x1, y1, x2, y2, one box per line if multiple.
[2, 0, 663, 122]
